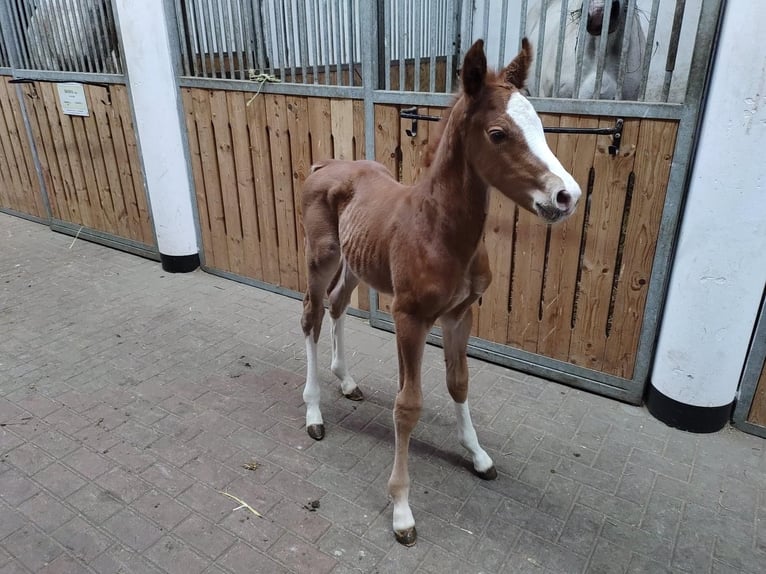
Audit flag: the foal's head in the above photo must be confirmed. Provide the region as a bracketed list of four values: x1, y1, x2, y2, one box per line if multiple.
[458, 39, 581, 223]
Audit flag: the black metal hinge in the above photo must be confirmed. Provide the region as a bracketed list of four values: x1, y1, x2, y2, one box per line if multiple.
[400, 107, 624, 155]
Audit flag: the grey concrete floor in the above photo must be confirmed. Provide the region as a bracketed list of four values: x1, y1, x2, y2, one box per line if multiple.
[1, 212, 765, 574]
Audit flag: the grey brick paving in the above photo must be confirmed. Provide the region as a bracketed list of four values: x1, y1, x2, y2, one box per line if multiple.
[1, 212, 766, 574]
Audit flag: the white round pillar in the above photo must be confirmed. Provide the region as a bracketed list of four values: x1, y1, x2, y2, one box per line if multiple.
[114, 0, 199, 272]
[648, 1, 766, 432]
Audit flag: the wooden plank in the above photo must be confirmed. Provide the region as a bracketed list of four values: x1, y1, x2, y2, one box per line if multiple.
[181, 88, 216, 268]
[245, 94, 281, 285]
[22, 84, 67, 222]
[49, 84, 98, 230]
[105, 85, 145, 245]
[307, 97, 332, 163]
[39, 83, 84, 226]
[67, 91, 108, 233]
[192, 89, 230, 271]
[286, 95, 311, 294]
[113, 86, 154, 245]
[476, 194, 517, 343]
[90, 87, 130, 239]
[373, 104, 401, 314]
[5, 80, 45, 218]
[536, 115, 600, 361]
[0, 79, 23, 213]
[568, 118, 641, 371]
[0, 79, 35, 216]
[748, 360, 766, 426]
[506, 114, 561, 352]
[210, 89, 245, 276]
[602, 119, 677, 377]
[227, 91, 263, 280]
[399, 105, 430, 185]
[265, 94, 300, 291]
[82, 85, 119, 236]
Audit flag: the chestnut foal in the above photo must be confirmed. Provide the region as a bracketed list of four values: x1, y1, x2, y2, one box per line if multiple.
[300, 39, 581, 545]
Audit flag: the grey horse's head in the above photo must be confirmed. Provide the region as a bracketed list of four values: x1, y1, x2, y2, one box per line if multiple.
[586, 0, 622, 36]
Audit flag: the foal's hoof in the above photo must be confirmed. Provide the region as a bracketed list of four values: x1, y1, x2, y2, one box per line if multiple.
[307, 424, 325, 441]
[343, 387, 364, 401]
[394, 526, 417, 546]
[474, 465, 498, 480]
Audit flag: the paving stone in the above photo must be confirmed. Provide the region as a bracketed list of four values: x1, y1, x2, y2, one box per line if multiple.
[2, 214, 765, 574]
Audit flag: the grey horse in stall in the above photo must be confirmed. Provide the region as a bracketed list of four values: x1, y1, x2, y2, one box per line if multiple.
[526, 0, 645, 100]
[23, 0, 120, 73]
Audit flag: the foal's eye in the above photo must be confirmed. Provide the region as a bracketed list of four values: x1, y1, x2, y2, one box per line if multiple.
[488, 129, 507, 143]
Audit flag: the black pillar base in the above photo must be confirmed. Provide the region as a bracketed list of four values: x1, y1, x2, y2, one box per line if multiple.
[160, 253, 200, 273]
[646, 383, 733, 433]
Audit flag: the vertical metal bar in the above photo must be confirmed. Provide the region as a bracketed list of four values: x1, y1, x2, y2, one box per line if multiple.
[663, 0, 687, 102]
[481, 0, 489, 45]
[77, 0, 98, 73]
[40, 0, 66, 71]
[413, 0, 421, 91]
[221, 0, 236, 79]
[519, 0, 529, 48]
[241, 0, 257, 75]
[359, 0, 377, 172]
[253, 0, 268, 71]
[193, 0, 209, 77]
[65, 0, 88, 72]
[105, 0, 123, 73]
[311, 0, 320, 83]
[616, 0, 638, 100]
[552, 0, 569, 97]
[0, 1, 20, 71]
[382, 0, 391, 89]
[346, 0, 355, 86]
[592, 0, 614, 98]
[322, 0, 331, 84]
[82, 0, 102, 73]
[7, 0, 29, 69]
[446, 0, 456, 92]
[497, 0, 509, 69]
[179, 0, 198, 76]
[283, 0, 296, 82]
[231, 0, 244, 79]
[93, 0, 114, 73]
[332, 0, 342, 84]
[211, 0, 224, 78]
[297, 0, 310, 83]
[398, 0, 405, 90]
[532, 0, 548, 96]
[429, 2, 437, 93]
[26, 0, 50, 70]
[17, 0, 39, 69]
[639, 0, 661, 100]
[573, 0, 592, 98]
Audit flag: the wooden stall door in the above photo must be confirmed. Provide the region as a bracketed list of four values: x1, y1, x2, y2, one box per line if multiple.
[20, 82, 154, 246]
[374, 104, 678, 380]
[0, 77, 46, 219]
[182, 89, 369, 308]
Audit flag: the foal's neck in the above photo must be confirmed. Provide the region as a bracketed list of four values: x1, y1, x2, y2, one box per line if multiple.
[423, 104, 489, 257]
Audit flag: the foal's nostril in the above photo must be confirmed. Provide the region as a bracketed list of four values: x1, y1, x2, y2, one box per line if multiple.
[555, 190, 572, 210]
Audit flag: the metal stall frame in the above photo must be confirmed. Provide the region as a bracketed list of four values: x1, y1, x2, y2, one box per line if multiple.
[0, 0, 160, 262]
[732, 292, 766, 438]
[164, 0, 726, 404]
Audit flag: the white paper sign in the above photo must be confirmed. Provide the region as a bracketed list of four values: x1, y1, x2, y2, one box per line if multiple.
[57, 83, 89, 117]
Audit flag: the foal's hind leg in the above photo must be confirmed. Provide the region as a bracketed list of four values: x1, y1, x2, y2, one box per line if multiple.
[442, 306, 496, 479]
[301, 236, 341, 441]
[328, 259, 363, 400]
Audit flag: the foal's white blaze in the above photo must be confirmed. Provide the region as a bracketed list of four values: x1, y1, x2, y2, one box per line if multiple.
[455, 402, 494, 472]
[506, 92, 581, 210]
[303, 336, 323, 426]
[331, 315, 359, 395]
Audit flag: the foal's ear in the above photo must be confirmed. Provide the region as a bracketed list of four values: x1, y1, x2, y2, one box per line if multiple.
[502, 38, 533, 89]
[462, 39, 487, 97]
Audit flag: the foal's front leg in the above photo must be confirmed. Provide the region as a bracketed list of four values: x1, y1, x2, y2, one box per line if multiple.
[442, 307, 496, 479]
[388, 310, 430, 546]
